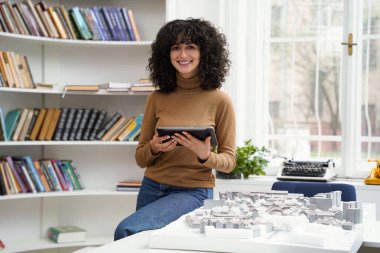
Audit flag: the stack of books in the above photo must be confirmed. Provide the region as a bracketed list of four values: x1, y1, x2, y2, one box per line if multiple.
[116, 180, 141, 192]
[0, 1, 141, 41]
[0, 51, 35, 88]
[131, 79, 156, 92]
[99, 82, 131, 92]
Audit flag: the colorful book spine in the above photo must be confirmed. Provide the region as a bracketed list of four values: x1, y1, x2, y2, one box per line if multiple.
[4, 156, 27, 193]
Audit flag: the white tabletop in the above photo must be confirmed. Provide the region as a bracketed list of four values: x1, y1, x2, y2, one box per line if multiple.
[88, 230, 204, 253]
[88, 221, 380, 253]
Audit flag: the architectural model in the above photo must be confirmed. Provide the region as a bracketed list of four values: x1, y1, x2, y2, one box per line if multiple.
[149, 190, 364, 253]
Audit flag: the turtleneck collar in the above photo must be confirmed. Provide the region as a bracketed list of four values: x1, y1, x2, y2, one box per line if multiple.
[176, 73, 201, 90]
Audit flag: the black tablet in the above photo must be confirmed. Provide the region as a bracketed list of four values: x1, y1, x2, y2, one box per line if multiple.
[156, 127, 218, 146]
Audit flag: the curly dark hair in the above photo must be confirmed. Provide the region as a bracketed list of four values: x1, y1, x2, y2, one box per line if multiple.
[147, 18, 230, 93]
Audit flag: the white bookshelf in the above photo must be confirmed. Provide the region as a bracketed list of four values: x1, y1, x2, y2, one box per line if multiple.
[0, 0, 166, 252]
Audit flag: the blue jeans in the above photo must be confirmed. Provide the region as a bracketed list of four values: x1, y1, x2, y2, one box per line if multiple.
[114, 176, 213, 240]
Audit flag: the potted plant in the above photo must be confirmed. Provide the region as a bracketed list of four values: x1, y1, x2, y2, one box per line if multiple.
[216, 139, 269, 179]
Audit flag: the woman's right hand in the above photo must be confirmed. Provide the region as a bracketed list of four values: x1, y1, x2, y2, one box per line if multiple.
[150, 133, 177, 154]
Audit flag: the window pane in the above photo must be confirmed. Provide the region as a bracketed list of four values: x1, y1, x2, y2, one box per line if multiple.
[361, 0, 380, 162]
[361, 142, 380, 160]
[267, 0, 343, 159]
[269, 139, 341, 161]
[270, 0, 343, 37]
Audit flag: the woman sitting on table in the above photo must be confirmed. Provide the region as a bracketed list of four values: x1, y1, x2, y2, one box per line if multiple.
[114, 18, 236, 240]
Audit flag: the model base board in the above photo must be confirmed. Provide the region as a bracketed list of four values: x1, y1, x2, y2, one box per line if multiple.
[149, 190, 363, 253]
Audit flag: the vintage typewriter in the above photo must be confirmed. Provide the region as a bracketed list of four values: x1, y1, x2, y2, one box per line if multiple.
[277, 159, 336, 182]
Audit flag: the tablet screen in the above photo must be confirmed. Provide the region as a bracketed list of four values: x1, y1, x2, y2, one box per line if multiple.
[156, 127, 218, 146]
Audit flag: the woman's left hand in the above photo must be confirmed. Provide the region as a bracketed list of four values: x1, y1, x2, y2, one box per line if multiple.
[171, 131, 211, 161]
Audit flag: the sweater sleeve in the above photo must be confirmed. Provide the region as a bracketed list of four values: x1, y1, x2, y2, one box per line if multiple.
[135, 93, 160, 168]
[203, 93, 236, 172]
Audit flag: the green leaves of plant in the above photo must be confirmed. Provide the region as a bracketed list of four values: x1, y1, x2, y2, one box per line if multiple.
[232, 139, 269, 178]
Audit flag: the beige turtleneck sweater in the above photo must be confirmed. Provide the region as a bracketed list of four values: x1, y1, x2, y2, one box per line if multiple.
[135, 75, 236, 188]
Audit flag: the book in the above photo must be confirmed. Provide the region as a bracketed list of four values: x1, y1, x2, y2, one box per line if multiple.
[63, 84, 99, 92]
[4, 0, 26, 35]
[4, 51, 21, 88]
[33, 160, 51, 192]
[127, 9, 140, 41]
[54, 6, 73, 40]
[81, 109, 98, 140]
[47, 6, 67, 39]
[61, 108, 76, 141]
[25, 0, 48, 37]
[53, 108, 68, 141]
[12, 3, 30, 35]
[101, 7, 117, 40]
[68, 108, 83, 141]
[34, 1, 54, 37]
[45, 108, 61, 141]
[91, 6, 112, 41]
[124, 113, 144, 141]
[48, 225, 86, 243]
[116, 179, 141, 192]
[74, 108, 90, 140]
[34, 82, 57, 89]
[50, 159, 69, 191]
[41, 160, 62, 191]
[14, 156, 45, 192]
[121, 7, 135, 41]
[3, 156, 27, 193]
[59, 5, 77, 40]
[81, 8, 101, 41]
[37, 108, 54, 141]
[0, 107, 7, 141]
[117, 117, 137, 142]
[12, 108, 29, 141]
[3, 161, 20, 194]
[18, 2, 40, 36]
[29, 108, 46, 141]
[0, 52, 11, 87]
[110, 117, 134, 141]
[5, 109, 21, 141]
[101, 115, 128, 141]
[88, 110, 106, 140]
[69, 7, 92, 40]
[0, 162, 11, 195]
[24, 108, 39, 140]
[60, 160, 82, 190]
[35, 1, 59, 38]
[14, 159, 36, 193]
[95, 112, 122, 140]
[0, 2, 18, 34]
[18, 108, 34, 141]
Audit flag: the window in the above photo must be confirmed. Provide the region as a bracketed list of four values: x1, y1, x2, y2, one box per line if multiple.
[221, 0, 380, 177]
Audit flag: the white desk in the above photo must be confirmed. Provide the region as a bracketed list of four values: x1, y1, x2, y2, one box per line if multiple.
[88, 221, 380, 253]
[88, 230, 198, 253]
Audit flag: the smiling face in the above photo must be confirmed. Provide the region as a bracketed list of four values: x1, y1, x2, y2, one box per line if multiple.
[170, 43, 200, 78]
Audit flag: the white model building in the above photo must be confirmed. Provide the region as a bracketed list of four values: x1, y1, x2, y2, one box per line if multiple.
[186, 190, 361, 235]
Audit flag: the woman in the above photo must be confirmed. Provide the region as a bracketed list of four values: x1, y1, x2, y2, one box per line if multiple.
[114, 18, 236, 240]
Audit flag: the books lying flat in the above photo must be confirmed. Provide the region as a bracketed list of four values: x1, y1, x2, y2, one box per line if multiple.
[48, 225, 86, 243]
[116, 179, 141, 191]
[63, 85, 99, 92]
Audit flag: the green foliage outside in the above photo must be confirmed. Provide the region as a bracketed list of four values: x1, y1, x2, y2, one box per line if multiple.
[231, 139, 270, 179]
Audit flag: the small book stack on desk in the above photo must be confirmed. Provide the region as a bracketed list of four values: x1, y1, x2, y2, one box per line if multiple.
[116, 180, 141, 192]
